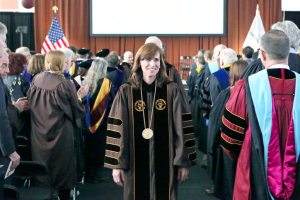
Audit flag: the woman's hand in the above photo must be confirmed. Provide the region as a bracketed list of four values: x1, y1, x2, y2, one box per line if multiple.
[13, 97, 30, 112]
[112, 169, 124, 186]
[177, 167, 189, 183]
[9, 151, 21, 171]
[77, 84, 89, 99]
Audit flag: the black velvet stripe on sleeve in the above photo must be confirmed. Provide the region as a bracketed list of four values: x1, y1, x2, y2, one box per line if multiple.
[223, 109, 246, 128]
[185, 139, 196, 147]
[220, 138, 241, 153]
[105, 156, 119, 166]
[202, 98, 211, 104]
[106, 143, 121, 152]
[107, 117, 122, 126]
[183, 127, 194, 135]
[182, 113, 192, 121]
[203, 88, 210, 95]
[188, 152, 197, 161]
[221, 123, 245, 141]
[106, 130, 121, 138]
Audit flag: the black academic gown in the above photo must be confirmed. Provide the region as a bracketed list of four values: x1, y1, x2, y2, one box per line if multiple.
[242, 53, 300, 78]
[187, 66, 208, 151]
[207, 88, 236, 200]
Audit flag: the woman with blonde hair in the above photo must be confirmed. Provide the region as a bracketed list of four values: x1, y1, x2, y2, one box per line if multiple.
[27, 50, 88, 200]
[27, 53, 45, 80]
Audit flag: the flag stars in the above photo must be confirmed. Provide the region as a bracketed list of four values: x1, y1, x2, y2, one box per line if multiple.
[48, 17, 65, 44]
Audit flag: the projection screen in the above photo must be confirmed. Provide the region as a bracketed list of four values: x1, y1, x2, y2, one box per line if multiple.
[90, 0, 227, 36]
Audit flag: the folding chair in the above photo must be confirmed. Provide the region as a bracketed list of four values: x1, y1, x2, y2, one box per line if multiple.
[3, 184, 19, 200]
[16, 135, 31, 161]
[13, 161, 54, 199]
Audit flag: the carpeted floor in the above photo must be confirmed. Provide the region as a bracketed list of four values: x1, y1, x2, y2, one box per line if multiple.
[8, 153, 219, 200]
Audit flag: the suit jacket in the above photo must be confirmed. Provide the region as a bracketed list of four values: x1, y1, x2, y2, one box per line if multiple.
[0, 77, 15, 157]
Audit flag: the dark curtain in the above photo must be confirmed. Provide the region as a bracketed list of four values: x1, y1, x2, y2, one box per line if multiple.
[285, 12, 300, 28]
[0, 12, 35, 52]
[34, 0, 282, 70]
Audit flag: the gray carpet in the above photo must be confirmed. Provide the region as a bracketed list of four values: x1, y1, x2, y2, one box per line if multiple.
[12, 153, 219, 200]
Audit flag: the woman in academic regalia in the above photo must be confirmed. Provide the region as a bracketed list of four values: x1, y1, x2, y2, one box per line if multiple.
[104, 43, 196, 200]
[80, 58, 115, 183]
[207, 60, 247, 199]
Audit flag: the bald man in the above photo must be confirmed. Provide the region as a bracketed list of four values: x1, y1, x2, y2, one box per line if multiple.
[119, 51, 133, 81]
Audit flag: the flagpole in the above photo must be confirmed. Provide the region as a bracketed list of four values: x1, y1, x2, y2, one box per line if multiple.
[242, 3, 265, 50]
[52, 5, 58, 16]
[41, 2, 69, 54]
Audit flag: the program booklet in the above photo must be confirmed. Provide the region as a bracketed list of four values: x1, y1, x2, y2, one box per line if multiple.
[0, 156, 15, 179]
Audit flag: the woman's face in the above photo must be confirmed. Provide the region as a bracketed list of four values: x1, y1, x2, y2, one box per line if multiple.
[140, 51, 160, 78]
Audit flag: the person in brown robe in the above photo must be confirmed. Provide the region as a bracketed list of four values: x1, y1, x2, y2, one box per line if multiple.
[104, 43, 196, 200]
[27, 50, 87, 200]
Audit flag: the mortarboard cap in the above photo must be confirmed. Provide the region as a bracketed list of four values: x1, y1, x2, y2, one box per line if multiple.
[78, 59, 93, 69]
[95, 48, 110, 58]
[78, 48, 90, 55]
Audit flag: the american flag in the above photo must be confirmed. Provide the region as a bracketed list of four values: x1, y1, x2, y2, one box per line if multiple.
[41, 16, 69, 54]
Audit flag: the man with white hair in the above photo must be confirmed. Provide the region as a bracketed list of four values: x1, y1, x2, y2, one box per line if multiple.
[201, 44, 227, 116]
[119, 51, 133, 81]
[15, 46, 32, 62]
[210, 48, 237, 101]
[211, 44, 227, 72]
[60, 47, 75, 73]
[123, 51, 133, 65]
[0, 49, 21, 199]
[200, 48, 237, 179]
[0, 22, 7, 51]
[202, 48, 237, 118]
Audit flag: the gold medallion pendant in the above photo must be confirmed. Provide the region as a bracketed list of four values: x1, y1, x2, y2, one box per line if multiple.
[142, 128, 153, 139]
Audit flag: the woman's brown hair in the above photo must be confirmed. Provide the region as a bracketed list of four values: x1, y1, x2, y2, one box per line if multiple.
[8, 53, 27, 75]
[130, 43, 169, 88]
[230, 60, 248, 86]
[27, 54, 45, 75]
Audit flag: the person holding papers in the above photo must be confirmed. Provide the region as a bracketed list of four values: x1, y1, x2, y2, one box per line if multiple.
[0, 29, 20, 198]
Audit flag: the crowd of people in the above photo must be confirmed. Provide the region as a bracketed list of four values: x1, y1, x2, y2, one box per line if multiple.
[186, 20, 300, 200]
[1, 18, 300, 200]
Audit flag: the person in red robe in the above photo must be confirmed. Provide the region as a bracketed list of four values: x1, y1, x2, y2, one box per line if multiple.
[220, 29, 300, 200]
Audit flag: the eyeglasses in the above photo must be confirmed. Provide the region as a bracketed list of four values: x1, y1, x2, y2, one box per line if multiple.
[0, 62, 8, 69]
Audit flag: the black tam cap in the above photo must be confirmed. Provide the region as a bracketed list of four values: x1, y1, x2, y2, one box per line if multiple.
[78, 48, 90, 55]
[78, 59, 93, 69]
[95, 48, 110, 57]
